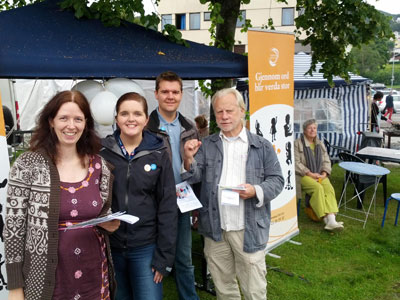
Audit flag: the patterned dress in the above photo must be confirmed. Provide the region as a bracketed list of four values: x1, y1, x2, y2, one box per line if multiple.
[52, 156, 110, 300]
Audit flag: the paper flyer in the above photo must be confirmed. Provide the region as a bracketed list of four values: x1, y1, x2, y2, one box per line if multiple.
[176, 181, 203, 213]
[64, 211, 139, 230]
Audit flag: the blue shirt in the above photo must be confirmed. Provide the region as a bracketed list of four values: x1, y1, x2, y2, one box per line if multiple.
[157, 108, 182, 184]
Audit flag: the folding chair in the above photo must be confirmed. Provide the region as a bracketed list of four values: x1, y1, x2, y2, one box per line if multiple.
[324, 138, 351, 165]
[381, 193, 400, 227]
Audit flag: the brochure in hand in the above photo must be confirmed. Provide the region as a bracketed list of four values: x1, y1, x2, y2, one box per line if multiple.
[176, 181, 203, 213]
[218, 185, 246, 191]
[64, 211, 139, 231]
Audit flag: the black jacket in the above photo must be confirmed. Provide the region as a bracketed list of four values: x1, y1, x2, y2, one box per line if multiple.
[100, 130, 177, 276]
[146, 109, 202, 199]
[371, 101, 387, 132]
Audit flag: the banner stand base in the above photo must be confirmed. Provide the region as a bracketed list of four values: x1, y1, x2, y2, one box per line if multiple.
[266, 238, 302, 259]
[288, 239, 302, 246]
[266, 252, 281, 259]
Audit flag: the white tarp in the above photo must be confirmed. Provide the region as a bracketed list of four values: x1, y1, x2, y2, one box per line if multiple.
[13, 79, 210, 136]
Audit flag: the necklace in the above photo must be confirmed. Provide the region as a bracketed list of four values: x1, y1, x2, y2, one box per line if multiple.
[60, 159, 94, 194]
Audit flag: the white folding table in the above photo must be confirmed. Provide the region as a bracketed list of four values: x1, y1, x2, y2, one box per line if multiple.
[338, 161, 390, 228]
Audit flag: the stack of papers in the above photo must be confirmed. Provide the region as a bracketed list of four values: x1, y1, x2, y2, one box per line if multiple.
[64, 211, 139, 230]
[218, 185, 246, 191]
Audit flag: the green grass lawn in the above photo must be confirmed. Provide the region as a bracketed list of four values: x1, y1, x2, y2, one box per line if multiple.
[163, 164, 400, 299]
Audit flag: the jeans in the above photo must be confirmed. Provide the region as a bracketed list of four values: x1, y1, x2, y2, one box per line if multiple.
[112, 244, 162, 300]
[174, 212, 199, 300]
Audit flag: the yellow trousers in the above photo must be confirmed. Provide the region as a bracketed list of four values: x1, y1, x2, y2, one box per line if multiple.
[301, 176, 338, 218]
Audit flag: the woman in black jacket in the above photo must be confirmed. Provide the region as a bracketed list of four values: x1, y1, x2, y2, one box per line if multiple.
[371, 91, 387, 133]
[100, 92, 177, 300]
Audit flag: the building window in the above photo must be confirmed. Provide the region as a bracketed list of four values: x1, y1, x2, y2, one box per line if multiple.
[204, 12, 211, 21]
[234, 45, 246, 55]
[161, 14, 172, 30]
[190, 13, 200, 30]
[236, 10, 246, 28]
[282, 8, 294, 26]
[176, 13, 186, 30]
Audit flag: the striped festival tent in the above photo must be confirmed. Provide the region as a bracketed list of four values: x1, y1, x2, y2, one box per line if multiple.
[294, 84, 368, 158]
[293, 52, 370, 158]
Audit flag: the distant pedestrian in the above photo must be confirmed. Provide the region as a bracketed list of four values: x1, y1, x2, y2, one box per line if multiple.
[383, 91, 394, 122]
[371, 91, 387, 133]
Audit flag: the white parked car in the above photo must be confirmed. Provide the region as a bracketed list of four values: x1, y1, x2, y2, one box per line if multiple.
[378, 94, 400, 113]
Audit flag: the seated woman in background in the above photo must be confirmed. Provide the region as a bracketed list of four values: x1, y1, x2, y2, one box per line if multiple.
[294, 119, 344, 232]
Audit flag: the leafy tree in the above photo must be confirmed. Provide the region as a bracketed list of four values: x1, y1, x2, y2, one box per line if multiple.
[349, 40, 393, 77]
[391, 22, 400, 32]
[294, 0, 393, 85]
[383, 11, 400, 32]
[369, 63, 400, 87]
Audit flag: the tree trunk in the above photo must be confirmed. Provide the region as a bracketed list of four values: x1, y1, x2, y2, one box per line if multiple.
[213, 0, 241, 52]
[208, 0, 241, 132]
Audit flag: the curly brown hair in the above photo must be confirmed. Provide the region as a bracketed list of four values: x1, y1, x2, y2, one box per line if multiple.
[30, 90, 101, 165]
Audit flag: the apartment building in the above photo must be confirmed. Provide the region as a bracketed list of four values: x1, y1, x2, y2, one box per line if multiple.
[157, 0, 307, 53]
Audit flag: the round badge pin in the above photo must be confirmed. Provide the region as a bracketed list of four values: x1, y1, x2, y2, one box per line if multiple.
[144, 164, 151, 172]
[151, 164, 157, 170]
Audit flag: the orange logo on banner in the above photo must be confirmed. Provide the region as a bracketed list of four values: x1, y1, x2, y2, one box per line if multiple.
[248, 31, 295, 114]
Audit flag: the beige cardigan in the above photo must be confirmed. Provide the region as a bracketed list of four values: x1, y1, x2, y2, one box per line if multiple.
[4, 151, 116, 300]
[294, 136, 332, 198]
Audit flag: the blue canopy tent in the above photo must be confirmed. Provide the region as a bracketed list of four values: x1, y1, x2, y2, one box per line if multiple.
[0, 0, 247, 79]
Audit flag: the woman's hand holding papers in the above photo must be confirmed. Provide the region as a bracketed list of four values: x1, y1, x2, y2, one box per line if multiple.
[97, 219, 120, 233]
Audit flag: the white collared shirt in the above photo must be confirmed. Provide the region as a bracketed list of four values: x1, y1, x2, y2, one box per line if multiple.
[218, 127, 248, 231]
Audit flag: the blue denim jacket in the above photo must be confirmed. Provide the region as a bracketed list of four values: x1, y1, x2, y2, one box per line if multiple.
[182, 130, 284, 253]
